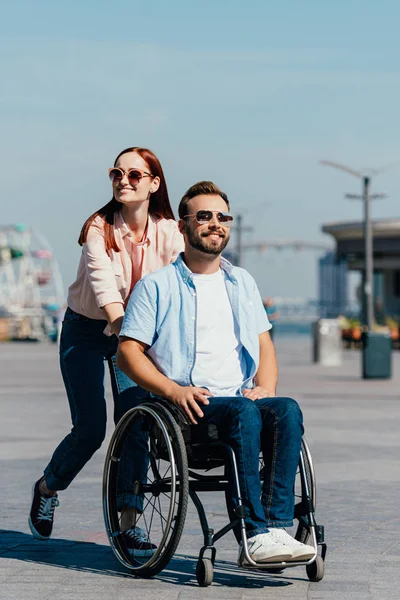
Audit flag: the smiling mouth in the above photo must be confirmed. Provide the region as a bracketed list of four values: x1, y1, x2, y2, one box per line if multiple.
[203, 233, 224, 239]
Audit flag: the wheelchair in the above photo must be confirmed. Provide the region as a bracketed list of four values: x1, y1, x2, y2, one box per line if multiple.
[103, 398, 327, 587]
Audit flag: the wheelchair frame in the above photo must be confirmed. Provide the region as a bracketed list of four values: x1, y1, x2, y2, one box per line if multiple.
[103, 400, 326, 586]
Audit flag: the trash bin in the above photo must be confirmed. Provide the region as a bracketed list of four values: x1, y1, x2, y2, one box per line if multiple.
[362, 331, 392, 379]
[312, 319, 342, 366]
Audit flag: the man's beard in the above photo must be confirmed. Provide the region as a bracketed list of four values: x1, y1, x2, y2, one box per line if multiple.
[186, 226, 230, 255]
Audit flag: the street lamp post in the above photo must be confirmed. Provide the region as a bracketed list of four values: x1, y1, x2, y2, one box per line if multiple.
[364, 176, 374, 331]
[346, 176, 374, 329]
[231, 214, 252, 267]
[320, 161, 387, 331]
[236, 214, 243, 267]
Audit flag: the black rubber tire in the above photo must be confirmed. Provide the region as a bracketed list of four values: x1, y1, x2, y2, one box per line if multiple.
[225, 438, 316, 546]
[306, 555, 324, 582]
[196, 557, 214, 587]
[103, 402, 189, 577]
[295, 439, 316, 545]
[264, 568, 285, 574]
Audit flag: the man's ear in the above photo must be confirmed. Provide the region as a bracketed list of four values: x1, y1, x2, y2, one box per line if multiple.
[178, 219, 186, 234]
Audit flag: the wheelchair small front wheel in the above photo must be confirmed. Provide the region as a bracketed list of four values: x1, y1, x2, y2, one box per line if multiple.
[103, 402, 189, 577]
[306, 555, 324, 582]
[196, 557, 214, 587]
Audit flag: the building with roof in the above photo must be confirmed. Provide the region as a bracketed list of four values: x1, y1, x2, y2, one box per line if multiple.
[318, 251, 348, 318]
[321, 218, 400, 320]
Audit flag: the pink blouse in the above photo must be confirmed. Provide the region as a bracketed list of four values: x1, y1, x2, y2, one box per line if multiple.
[67, 212, 184, 320]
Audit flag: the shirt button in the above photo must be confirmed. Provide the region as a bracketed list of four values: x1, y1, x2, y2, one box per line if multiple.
[192, 316, 195, 320]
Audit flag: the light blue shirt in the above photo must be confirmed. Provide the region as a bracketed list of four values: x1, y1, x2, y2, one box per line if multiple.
[120, 253, 271, 394]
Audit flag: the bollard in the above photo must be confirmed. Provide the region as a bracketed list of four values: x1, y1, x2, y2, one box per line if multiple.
[362, 331, 392, 379]
[312, 319, 342, 366]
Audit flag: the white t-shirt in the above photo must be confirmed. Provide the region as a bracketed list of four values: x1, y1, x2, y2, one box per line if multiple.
[191, 269, 247, 396]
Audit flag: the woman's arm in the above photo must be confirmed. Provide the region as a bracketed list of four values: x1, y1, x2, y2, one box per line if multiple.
[102, 302, 125, 336]
[84, 236, 124, 308]
[83, 220, 125, 331]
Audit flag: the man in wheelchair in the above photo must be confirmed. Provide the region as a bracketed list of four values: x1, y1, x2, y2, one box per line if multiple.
[117, 181, 315, 565]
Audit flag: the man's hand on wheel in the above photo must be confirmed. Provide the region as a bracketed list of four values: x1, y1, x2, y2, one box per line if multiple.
[166, 385, 212, 424]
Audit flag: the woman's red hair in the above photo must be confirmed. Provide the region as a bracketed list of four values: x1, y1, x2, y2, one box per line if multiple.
[78, 147, 175, 252]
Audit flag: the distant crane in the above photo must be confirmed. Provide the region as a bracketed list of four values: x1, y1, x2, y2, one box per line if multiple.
[230, 213, 332, 267]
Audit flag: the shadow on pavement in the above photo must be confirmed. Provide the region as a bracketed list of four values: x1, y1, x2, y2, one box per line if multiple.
[0, 530, 294, 588]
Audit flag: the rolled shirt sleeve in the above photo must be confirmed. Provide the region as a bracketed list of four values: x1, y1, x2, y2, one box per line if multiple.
[83, 233, 124, 309]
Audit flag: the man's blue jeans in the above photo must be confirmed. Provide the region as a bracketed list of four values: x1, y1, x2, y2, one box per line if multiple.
[44, 308, 147, 510]
[201, 396, 304, 538]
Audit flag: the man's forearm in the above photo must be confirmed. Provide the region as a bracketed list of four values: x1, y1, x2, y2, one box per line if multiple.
[117, 340, 178, 398]
[255, 331, 278, 394]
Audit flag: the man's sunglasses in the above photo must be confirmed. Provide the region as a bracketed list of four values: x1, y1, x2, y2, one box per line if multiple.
[108, 167, 153, 185]
[183, 210, 233, 226]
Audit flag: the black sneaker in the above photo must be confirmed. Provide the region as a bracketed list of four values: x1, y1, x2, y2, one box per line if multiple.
[122, 526, 157, 557]
[28, 479, 59, 540]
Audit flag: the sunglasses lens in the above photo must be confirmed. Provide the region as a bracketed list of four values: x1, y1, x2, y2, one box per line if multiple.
[109, 168, 123, 181]
[128, 170, 142, 183]
[196, 210, 213, 223]
[218, 213, 233, 224]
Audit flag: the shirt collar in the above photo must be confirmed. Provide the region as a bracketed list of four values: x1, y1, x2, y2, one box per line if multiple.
[115, 211, 157, 245]
[174, 253, 235, 283]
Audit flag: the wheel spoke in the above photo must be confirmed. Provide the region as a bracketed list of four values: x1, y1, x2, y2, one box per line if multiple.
[103, 404, 189, 575]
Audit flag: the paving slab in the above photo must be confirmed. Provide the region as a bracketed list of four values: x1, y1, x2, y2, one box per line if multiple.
[1, 337, 399, 599]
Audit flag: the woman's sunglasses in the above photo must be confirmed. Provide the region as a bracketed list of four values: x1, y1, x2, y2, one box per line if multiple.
[183, 210, 233, 226]
[108, 167, 153, 185]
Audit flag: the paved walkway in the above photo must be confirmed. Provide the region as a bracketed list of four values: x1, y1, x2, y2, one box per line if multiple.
[0, 337, 399, 599]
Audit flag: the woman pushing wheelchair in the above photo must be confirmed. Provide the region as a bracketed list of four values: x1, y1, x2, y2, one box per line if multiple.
[29, 147, 183, 557]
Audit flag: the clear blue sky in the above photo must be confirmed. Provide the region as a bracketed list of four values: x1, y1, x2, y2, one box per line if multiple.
[1, 0, 400, 299]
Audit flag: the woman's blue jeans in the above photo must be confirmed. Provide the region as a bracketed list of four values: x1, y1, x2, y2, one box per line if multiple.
[201, 396, 304, 538]
[43, 308, 147, 510]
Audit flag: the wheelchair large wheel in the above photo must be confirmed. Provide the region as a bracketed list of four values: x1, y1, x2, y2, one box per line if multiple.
[225, 437, 316, 545]
[103, 402, 189, 577]
[257, 438, 316, 544]
[294, 438, 316, 544]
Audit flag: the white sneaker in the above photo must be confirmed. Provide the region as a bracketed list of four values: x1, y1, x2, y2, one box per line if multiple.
[269, 528, 315, 560]
[238, 532, 293, 565]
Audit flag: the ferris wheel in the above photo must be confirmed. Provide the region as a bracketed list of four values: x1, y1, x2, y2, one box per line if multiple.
[0, 224, 64, 340]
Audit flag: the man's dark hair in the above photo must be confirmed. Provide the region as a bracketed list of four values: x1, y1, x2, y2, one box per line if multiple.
[178, 181, 230, 219]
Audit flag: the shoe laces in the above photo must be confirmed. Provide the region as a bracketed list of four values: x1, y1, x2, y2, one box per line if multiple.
[247, 532, 281, 548]
[270, 528, 302, 546]
[125, 526, 149, 543]
[38, 495, 59, 521]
